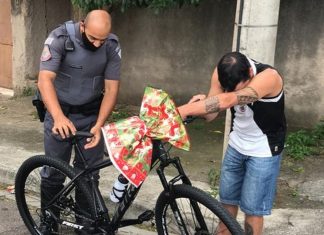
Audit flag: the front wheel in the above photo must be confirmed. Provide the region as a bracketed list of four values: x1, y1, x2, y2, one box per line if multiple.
[15, 155, 96, 235]
[155, 184, 244, 235]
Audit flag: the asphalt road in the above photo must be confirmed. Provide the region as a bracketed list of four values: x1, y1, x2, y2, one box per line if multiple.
[0, 187, 156, 235]
[0, 193, 29, 235]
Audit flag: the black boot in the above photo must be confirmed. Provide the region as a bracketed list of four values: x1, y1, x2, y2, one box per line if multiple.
[40, 182, 63, 233]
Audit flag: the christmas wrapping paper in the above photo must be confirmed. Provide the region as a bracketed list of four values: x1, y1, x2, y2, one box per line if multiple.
[102, 87, 190, 187]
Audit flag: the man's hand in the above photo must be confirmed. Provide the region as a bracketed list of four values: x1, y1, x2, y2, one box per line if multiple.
[52, 114, 76, 139]
[84, 125, 102, 149]
[83, 80, 119, 149]
[188, 94, 206, 104]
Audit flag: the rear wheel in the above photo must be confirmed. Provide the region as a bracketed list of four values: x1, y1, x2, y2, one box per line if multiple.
[15, 155, 96, 235]
[155, 184, 244, 235]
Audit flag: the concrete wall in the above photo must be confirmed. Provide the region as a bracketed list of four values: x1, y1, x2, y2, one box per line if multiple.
[111, 0, 323, 127]
[111, 0, 236, 105]
[9, 0, 323, 127]
[275, 0, 324, 127]
[11, 0, 71, 91]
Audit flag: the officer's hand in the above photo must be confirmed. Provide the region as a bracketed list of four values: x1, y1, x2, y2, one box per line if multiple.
[84, 126, 101, 149]
[188, 94, 206, 104]
[52, 115, 76, 139]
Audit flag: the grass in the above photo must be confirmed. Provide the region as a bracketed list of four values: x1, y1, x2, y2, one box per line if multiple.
[21, 87, 34, 96]
[285, 122, 324, 160]
[207, 168, 220, 198]
[107, 105, 138, 123]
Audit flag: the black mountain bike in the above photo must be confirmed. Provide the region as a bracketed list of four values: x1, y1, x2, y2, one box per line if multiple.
[15, 128, 244, 234]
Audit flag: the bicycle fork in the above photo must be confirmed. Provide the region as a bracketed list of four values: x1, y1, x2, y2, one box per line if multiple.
[156, 157, 208, 235]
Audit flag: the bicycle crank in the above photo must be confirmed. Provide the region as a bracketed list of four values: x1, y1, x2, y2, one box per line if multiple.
[138, 210, 154, 222]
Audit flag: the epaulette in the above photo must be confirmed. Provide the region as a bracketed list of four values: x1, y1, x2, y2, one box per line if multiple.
[108, 34, 119, 43]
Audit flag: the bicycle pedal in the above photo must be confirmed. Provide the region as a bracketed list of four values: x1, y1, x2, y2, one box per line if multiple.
[138, 210, 154, 222]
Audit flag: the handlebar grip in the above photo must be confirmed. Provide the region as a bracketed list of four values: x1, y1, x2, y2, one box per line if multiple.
[183, 115, 197, 125]
[74, 131, 94, 138]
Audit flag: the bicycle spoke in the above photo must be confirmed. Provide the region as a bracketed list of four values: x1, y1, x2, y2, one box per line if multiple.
[156, 185, 244, 235]
[18, 161, 94, 234]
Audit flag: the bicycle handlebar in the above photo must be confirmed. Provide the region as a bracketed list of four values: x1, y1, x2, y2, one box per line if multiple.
[183, 115, 205, 125]
[74, 131, 94, 138]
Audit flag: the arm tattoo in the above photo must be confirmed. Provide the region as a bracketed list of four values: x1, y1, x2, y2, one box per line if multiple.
[235, 86, 259, 105]
[205, 96, 220, 114]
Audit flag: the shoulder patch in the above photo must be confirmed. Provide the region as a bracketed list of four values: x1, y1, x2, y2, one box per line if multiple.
[41, 45, 52, 61]
[116, 46, 121, 58]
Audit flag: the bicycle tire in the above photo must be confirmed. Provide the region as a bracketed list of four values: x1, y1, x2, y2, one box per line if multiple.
[15, 155, 96, 235]
[155, 184, 244, 235]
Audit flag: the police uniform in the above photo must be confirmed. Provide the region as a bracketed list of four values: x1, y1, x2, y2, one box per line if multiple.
[39, 21, 121, 215]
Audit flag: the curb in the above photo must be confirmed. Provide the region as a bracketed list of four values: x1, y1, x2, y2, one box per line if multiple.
[0, 165, 17, 187]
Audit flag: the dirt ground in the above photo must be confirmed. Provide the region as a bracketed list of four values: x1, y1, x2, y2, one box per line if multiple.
[275, 153, 324, 209]
[0, 94, 323, 210]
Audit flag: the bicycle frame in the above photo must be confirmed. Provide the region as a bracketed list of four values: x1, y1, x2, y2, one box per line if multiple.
[48, 132, 207, 233]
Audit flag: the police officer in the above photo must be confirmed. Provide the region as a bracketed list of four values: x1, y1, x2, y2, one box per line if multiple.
[37, 10, 121, 232]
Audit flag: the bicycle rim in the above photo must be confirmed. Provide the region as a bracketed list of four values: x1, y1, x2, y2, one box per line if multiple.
[15, 155, 96, 235]
[155, 184, 244, 235]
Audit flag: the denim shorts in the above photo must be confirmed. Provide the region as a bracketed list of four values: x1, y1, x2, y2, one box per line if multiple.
[219, 145, 281, 216]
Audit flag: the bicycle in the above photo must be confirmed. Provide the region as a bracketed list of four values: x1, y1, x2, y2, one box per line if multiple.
[15, 122, 244, 234]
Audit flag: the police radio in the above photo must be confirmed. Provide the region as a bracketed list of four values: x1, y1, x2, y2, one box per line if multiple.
[64, 21, 75, 52]
[64, 36, 75, 51]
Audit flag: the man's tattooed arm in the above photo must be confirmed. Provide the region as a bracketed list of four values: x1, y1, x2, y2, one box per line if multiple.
[235, 86, 259, 105]
[205, 96, 220, 114]
[203, 86, 259, 114]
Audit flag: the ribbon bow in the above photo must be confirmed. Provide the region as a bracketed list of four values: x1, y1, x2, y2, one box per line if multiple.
[102, 87, 190, 187]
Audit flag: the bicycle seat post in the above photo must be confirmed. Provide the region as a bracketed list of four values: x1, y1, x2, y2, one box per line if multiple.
[72, 131, 93, 169]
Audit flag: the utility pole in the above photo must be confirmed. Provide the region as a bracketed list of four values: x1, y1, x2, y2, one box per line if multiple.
[222, 0, 281, 157]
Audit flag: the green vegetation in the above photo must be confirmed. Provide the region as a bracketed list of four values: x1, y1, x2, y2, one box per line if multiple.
[207, 168, 220, 198]
[11, 86, 35, 98]
[285, 122, 324, 160]
[107, 105, 135, 122]
[109, 110, 130, 121]
[21, 87, 34, 97]
[71, 0, 204, 13]
[290, 188, 299, 198]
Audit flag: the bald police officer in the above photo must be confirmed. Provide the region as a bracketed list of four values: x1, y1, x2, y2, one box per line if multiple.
[37, 10, 121, 233]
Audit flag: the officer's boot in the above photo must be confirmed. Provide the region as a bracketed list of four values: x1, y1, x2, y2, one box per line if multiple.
[40, 182, 63, 233]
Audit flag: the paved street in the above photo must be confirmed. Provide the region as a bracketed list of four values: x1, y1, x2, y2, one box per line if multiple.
[0, 190, 29, 235]
[0, 187, 156, 235]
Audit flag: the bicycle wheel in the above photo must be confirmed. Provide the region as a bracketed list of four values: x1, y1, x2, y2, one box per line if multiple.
[15, 155, 96, 235]
[155, 184, 244, 235]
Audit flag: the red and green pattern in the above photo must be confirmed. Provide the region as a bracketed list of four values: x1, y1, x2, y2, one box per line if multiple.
[102, 87, 190, 187]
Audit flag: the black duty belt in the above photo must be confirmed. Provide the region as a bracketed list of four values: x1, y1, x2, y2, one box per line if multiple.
[59, 97, 102, 116]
